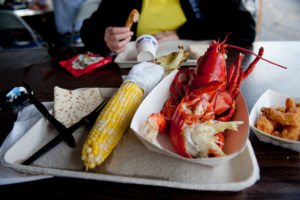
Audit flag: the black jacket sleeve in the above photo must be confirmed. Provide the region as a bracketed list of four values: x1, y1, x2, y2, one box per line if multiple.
[80, 0, 142, 55]
[177, 0, 257, 45]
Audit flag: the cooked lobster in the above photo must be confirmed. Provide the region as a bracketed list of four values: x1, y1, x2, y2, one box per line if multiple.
[143, 38, 285, 158]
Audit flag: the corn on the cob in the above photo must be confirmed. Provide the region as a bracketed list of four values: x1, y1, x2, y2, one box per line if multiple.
[81, 82, 143, 170]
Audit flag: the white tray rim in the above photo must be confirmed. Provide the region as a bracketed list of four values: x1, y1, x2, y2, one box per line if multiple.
[2, 85, 259, 191]
[3, 140, 259, 191]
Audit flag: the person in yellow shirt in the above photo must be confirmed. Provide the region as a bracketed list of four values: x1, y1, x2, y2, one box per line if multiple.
[81, 0, 257, 55]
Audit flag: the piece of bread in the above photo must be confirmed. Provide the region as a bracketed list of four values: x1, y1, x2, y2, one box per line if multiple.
[53, 86, 104, 128]
[125, 9, 140, 29]
[187, 44, 209, 60]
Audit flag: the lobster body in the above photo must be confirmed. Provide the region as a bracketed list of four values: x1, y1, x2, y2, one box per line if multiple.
[143, 38, 284, 158]
[188, 41, 227, 93]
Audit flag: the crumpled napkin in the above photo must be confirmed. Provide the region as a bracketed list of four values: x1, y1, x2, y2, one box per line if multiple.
[0, 103, 53, 185]
[123, 61, 164, 96]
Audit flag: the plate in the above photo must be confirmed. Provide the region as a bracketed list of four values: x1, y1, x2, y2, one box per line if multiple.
[130, 70, 250, 166]
[3, 87, 259, 191]
[115, 40, 210, 68]
[249, 89, 300, 152]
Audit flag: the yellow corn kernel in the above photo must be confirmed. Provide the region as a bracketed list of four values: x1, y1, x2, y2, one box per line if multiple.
[81, 82, 143, 170]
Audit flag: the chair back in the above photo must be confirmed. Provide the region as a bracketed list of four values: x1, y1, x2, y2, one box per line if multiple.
[69, 0, 102, 46]
[0, 10, 41, 49]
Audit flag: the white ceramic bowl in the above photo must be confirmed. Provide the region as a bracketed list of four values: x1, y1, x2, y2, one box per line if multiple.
[249, 89, 300, 152]
[130, 70, 250, 166]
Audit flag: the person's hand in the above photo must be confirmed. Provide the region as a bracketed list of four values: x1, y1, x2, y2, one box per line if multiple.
[104, 27, 133, 53]
[154, 31, 179, 42]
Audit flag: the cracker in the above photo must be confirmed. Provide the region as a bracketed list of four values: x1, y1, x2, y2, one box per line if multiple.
[53, 86, 104, 128]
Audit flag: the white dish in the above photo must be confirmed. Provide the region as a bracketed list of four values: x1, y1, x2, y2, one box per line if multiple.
[130, 70, 250, 167]
[3, 87, 259, 191]
[115, 40, 210, 68]
[249, 89, 300, 152]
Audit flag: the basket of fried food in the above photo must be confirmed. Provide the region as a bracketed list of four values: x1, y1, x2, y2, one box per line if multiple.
[249, 89, 300, 152]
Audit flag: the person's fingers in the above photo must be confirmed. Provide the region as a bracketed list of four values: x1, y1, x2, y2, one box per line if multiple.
[104, 27, 133, 52]
[105, 27, 131, 42]
[110, 27, 131, 34]
[114, 36, 132, 53]
[106, 27, 131, 41]
[110, 36, 131, 53]
[109, 31, 133, 42]
[108, 36, 132, 53]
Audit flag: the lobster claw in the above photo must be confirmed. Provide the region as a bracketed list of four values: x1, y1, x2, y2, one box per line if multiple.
[142, 113, 167, 143]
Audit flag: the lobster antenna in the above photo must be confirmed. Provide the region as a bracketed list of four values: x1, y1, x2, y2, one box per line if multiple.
[221, 33, 231, 45]
[226, 44, 287, 69]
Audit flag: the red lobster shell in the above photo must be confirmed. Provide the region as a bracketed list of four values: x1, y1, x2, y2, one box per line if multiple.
[143, 38, 285, 158]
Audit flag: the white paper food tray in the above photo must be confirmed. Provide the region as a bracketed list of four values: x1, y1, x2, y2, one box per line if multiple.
[131, 70, 250, 166]
[3, 87, 259, 191]
[115, 40, 210, 68]
[249, 89, 300, 152]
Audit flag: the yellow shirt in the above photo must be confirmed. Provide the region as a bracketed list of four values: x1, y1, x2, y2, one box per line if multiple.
[137, 0, 187, 37]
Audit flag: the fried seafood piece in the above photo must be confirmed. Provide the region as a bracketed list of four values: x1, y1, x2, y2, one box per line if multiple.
[261, 107, 300, 126]
[276, 107, 286, 112]
[125, 9, 139, 29]
[271, 130, 282, 138]
[255, 115, 276, 134]
[256, 98, 300, 141]
[285, 97, 296, 112]
[281, 126, 300, 141]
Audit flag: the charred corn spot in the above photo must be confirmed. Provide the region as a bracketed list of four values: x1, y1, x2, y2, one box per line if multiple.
[81, 82, 143, 170]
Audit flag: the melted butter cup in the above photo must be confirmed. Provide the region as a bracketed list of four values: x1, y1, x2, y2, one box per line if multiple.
[135, 35, 158, 62]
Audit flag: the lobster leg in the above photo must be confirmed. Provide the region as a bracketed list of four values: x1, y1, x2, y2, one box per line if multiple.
[227, 53, 244, 95]
[227, 62, 236, 88]
[227, 48, 265, 98]
[231, 70, 243, 98]
[170, 68, 193, 98]
[242, 47, 264, 80]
